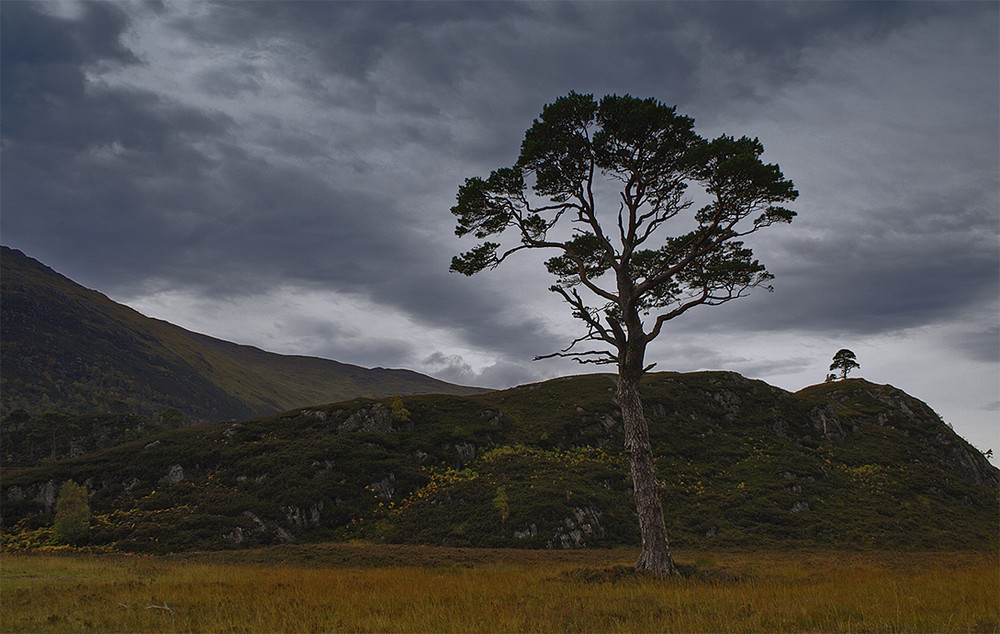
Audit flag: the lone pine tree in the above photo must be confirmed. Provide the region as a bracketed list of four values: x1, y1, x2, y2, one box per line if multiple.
[450, 92, 797, 576]
[830, 348, 860, 380]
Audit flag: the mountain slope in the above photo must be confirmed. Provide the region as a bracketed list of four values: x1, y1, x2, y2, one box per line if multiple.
[0, 246, 484, 424]
[3, 372, 995, 552]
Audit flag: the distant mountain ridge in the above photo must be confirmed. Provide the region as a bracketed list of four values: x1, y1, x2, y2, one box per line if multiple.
[0, 246, 484, 424]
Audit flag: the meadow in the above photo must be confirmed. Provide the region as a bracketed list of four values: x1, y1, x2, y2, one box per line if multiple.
[2, 544, 996, 633]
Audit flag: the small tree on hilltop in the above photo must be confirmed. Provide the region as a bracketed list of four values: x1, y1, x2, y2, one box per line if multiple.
[830, 349, 860, 380]
[450, 92, 797, 576]
[54, 479, 90, 545]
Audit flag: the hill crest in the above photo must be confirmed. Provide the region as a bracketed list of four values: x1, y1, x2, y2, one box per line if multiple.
[3, 370, 996, 552]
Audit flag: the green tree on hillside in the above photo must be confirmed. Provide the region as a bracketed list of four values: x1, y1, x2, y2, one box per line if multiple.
[450, 92, 797, 576]
[390, 396, 411, 422]
[830, 349, 860, 380]
[54, 479, 90, 545]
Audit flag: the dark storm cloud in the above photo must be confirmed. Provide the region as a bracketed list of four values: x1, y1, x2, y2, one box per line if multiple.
[1, 1, 137, 79]
[1, 3, 220, 153]
[151, 1, 950, 169]
[744, 193, 999, 336]
[1, 1, 566, 361]
[0, 3, 383, 289]
[673, 193, 999, 345]
[672, 1, 952, 56]
[1, 0, 996, 378]
[1, 1, 232, 281]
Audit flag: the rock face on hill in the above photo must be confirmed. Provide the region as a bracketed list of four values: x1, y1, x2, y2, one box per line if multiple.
[0, 246, 484, 426]
[2, 372, 996, 552]
[799, 380, 997, 490]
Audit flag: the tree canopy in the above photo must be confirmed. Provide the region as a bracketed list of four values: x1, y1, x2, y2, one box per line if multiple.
[830, 349, 861, 380]
[452, 92, 797, 367]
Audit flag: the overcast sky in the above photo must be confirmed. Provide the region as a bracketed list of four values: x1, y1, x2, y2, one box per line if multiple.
[2, 1, 997, 462]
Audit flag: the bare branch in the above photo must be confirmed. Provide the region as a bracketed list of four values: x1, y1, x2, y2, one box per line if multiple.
[147, 602, 174, 615]
[492, 243, 534, 268]
[617, 200, 628, 247]
[574, 161, 621, 277]
[524, 201, 579, 215]
[534, 349, 618, 365]
[606, 311, 626, 349]
[644, 288, 709, 344]
[550, 285, 618, 348]
[644, 271, 772, 345]
[634, 198, 692, 247]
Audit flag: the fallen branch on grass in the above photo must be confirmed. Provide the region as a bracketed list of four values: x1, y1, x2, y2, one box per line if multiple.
[146, 601, 174, 615]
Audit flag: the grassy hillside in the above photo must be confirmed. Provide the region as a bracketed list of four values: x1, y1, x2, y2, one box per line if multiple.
[3, 372, 996, 553]
[0, 246, 483, 426]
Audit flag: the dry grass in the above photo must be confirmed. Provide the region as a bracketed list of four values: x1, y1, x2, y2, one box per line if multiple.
[2, 545, 996, 633]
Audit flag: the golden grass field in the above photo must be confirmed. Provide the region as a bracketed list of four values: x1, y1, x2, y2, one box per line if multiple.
[2, 544, 997, 633]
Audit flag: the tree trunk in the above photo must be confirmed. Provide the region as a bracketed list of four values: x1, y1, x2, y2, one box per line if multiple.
[618, 370, 678, 578]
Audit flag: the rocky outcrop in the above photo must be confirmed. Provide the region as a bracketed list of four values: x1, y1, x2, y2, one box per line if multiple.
[159, 464, 185, 485]
[225, 511, 295, 544]
[808, 404, 846, 443]
[337, 404, 394, 434]
[368, 476, 395, 500]
[813, 382, 999, 489]
[284, 502, 324, 527]
[548, 506, 606, 549]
